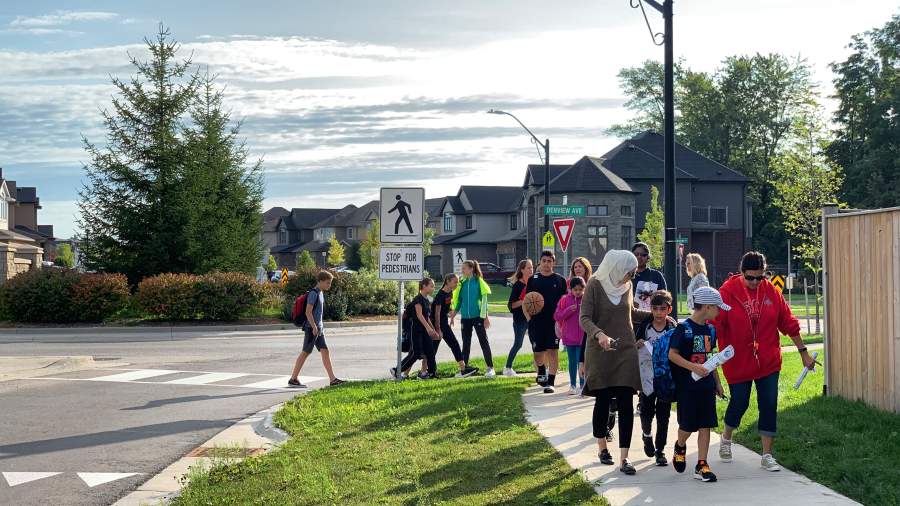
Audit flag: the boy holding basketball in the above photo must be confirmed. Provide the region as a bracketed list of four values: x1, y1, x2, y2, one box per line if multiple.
[525, 250, 568, 393]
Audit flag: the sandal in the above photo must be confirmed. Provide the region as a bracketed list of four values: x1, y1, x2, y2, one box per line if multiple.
[329, 378, 346, 386]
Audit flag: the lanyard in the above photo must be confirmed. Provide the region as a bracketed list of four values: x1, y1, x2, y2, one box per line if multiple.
[739, 282, 764, 363]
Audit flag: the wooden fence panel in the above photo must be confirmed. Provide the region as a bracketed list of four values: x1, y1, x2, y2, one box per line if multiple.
[825, 207, 900, 413]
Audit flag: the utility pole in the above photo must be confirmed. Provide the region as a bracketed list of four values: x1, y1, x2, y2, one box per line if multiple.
[630, 0, 677, 316]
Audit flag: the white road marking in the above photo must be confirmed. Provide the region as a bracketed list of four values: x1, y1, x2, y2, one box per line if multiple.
[2, 471, 62, 487]
[242, 376, 325, 389]
[76, 472, 140, 488]
[165, 372, 248, 385]
[91, 369, 180, 382]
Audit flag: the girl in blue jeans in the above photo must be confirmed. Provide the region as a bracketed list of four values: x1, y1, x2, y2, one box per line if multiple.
[504, 259, 533, 376]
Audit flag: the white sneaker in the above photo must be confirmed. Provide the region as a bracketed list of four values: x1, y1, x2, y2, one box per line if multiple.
[484, 368, 496, 378]
[502, 367, 517, 377]
[568, 385, 577, 395]
[719, 438, 733, 462]
[761, 453, 781, 472]
[576, 385, 585, 397]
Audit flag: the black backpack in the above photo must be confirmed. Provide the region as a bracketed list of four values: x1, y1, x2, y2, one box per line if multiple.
[400, 300, 416, 352]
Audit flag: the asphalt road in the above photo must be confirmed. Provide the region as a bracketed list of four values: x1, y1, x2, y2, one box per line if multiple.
[0, 317, 518, 506]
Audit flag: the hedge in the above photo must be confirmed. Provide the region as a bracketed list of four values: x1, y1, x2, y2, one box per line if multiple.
[136, 272, 267, 321]
[282, 268, 417, 321]
[0, 269, 129, 323]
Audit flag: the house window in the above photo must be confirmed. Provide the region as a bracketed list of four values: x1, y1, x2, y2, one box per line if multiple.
[278, 228, 287, 245]
[621, 205, 632, 217]
[500, 254, 515, 270]
[692, 206, 728, 225]
[465, 215, 473, 230]
[588, 225, 608, 237]
[587, 205, 608, 217]
[621, 226, 633, 249]
[509, 214, 518, 230]
[347, 227, 354, 240]
[444, 212, 454, 233]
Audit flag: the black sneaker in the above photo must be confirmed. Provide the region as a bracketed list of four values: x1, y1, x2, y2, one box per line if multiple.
[287, 378, 306, 388]
[620, 459, 636, 475]
[329, 378, 346, 386]
[461, 366, 478, 377]
[537, 374, 548, 387]
[598, 449, 614, 465]
[642, 435, 655, 458]
[543, 385, 556, 394]
[673, 443, 687, 473]
[694, 460, 717, 482]
[655, 450, 668, 467]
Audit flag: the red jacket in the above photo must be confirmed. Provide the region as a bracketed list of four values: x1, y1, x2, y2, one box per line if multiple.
[713, 274, 801, 384]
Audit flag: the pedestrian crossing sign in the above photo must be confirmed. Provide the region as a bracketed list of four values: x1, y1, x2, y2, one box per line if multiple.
[542, 231, 555, 249]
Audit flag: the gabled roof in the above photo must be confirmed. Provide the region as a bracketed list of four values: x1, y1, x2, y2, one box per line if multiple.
[548, 157, 636, 193]
[262, 207, 290, 232]
[458, 186, 523, 214]
[279, 208, 341, 231]
[433, 230, 478, 245]
[523, 164, 570, 187]
[37, 225, 54, 238]
[601, 131, 748, 182]
[424, 198, 444, 219]
[441, 196, 465, 215]
[344, 200, 379, 226]
[311, 204, 358, 229]
[16, 187, 38, 204]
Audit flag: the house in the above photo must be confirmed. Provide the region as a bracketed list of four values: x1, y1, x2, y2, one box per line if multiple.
[599, 131, 750, 285]
[269, 201, 379, 268]
[0, 169, 47, 283]
[261, 207, 289, 263]
[430, 186, 525, 275]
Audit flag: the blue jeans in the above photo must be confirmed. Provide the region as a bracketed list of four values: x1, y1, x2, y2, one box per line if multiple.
[506, 319, 529, 369]
[724, 371, 780, 436]
[565, 345, 584, 388]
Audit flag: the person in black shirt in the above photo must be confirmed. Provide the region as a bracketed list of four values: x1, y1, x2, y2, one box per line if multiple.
[432, 273, 478, 378]
[526, 250, 568, 393]
[503, 259, 534, 377]
[397, 278, 439, 379]
[632, 242, 667, 311]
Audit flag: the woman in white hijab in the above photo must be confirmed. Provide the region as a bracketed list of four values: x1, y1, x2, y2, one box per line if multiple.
[580, 250, 650, 476]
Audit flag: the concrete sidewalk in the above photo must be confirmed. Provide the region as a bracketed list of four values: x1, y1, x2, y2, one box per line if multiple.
[523, 387, 858, 506]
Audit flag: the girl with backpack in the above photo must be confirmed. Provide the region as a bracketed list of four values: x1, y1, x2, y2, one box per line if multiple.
[450, 260, 495, 378]
[394, 278, 440, 379]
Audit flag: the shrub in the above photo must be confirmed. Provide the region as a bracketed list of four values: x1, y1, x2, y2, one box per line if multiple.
[71, 273, 130, 322]
[0, 269, 128, 323]
[135, 273, 201, 320]
[195, 272, 262, 321]
[280, 268, 417, 321]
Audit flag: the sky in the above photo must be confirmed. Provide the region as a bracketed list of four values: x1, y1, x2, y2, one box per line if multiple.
[1, 1, 897, 239]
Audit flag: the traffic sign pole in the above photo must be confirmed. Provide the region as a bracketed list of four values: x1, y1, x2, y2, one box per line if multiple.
[396, 282, 403, 380]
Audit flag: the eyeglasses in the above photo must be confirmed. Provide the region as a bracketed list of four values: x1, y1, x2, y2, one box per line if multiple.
[743, 274, 766, 281]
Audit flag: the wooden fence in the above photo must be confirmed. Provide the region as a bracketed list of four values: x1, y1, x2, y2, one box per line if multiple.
[824, 206, 900, 413]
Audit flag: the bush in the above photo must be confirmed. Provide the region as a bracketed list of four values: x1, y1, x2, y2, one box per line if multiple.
[195, 272, 262, 321]
[280, 268, 417, 321]
[0, 269, 129, 323]
[135, 273, 201, 320]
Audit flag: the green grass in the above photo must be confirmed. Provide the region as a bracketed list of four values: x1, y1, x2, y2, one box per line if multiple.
[716, 351, 900, 505]
[780, 334, 823, 347]
[488, 284, 512, 314]
[174, 372, 605, 506]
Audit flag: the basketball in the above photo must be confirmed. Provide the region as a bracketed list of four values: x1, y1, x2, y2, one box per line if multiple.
[523, 291, 545, 316]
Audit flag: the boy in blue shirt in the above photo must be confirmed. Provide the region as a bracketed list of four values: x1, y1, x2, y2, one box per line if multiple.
[668, 286, 729, 482]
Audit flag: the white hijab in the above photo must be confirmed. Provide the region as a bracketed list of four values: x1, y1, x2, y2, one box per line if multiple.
[593, 250, 638, 305]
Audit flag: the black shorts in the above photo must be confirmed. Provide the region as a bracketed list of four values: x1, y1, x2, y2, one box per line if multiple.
[302, 327, 327, 354]
[675, 387, 717, 432]
[529, 321, 559, 352]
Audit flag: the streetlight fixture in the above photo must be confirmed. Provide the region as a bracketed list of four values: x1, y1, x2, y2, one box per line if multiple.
[487, 109, 551, 252]
[630, 0, 678, 316]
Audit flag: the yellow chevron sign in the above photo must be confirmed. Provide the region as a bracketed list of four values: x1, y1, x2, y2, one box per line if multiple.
[771, 274, 785, 294]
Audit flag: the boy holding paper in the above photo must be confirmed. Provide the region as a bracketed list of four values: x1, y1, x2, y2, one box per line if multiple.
[668, 286, 730, 482]
[634, 290, 676, 466]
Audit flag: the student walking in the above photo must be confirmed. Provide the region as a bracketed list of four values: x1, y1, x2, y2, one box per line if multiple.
[634, 290, 676, 466]
[668, 286, 730, 483]
[504, 259, 534, 377]
[554, 276, 586, 395]
[396, 278, 440, 379]
[432, 273, 478, 378]
[288, 271, 345, 388]
[451, 260, 496, 377]
[632, 242, 667, 311]
[685, 253, 711, 310]
[526, 250, 568, 393]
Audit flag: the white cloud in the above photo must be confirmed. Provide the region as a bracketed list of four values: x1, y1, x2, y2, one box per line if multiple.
[10, 11, 118, 28]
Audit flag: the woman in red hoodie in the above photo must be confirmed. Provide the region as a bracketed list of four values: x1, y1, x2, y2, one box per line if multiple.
[713, 251, 817, 472]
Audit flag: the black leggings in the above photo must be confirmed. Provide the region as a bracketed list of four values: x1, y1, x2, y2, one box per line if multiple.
[400, 331, 435, 375]
[593, 387, 635, 448]
[461, 318, 493, 368]
[435, 323, 464, 362]
[639, 392, 672, 451]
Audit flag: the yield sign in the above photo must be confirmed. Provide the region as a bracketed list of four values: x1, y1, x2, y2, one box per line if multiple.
[553, 218, 576, 253]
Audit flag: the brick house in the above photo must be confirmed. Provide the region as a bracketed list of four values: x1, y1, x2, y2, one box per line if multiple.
[0, 169, 49, 283]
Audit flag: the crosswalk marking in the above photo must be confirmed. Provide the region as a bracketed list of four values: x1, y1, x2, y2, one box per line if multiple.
[242, 376, 323, 389]
[2, 472, 62, 487]
[165, 372, 248, 385]
[77, 472, 140, 488]
[92, 369, 179, 382]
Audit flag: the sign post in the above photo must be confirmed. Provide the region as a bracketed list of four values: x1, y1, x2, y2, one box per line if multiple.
[380, 187, 425, 381]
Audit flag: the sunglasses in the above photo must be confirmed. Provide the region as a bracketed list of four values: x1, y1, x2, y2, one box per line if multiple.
[743, 274, 766, 281]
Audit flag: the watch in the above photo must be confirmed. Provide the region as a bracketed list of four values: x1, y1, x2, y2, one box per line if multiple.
[797, 346, 808, 353]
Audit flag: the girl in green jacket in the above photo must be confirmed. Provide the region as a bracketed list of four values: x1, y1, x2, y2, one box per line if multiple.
[450, 260, 495, 377]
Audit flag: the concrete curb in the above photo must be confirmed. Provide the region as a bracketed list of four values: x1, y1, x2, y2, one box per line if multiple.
[0, 355, 100, 382]
[113, 403, 289, 506]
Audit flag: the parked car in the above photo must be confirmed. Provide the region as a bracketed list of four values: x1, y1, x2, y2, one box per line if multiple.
[479, 262, 513, 285]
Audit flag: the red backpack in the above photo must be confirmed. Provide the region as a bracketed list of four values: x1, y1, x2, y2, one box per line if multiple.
[291, 289, 319, 328]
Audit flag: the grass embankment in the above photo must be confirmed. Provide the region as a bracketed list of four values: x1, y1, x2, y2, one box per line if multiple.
[174, 368, 605, 506]
[716, 351, 900, 505]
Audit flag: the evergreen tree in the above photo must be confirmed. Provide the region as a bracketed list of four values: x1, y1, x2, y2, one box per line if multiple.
[638, 186, 664, 269]
[297, 250, 315, 269]
[327, 237, 345, 267]
[265, 255, 277, 272]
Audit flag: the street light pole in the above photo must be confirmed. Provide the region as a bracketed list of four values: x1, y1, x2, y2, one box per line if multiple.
[631, 0, 678, 316]
[487, 109, 551, 254]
